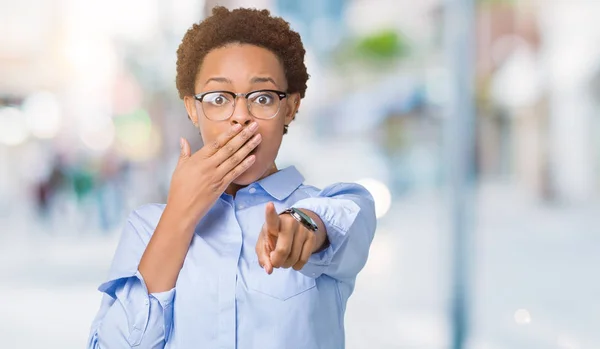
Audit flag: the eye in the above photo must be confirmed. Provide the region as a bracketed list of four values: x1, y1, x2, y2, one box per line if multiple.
[250, 92, 276, 106]
[203, 92, 232, 106]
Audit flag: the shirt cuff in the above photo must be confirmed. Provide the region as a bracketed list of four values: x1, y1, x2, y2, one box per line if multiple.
[150, 287, 175, 308]
[292, 197, 361, 278]
[149, 287, 175, 342]
[98, 271, 175, 346]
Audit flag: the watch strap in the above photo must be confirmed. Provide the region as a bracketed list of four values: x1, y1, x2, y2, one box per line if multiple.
[281, 208, 318, 232]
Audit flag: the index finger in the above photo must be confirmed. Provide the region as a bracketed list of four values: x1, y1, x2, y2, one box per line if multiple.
[196, 123, 243, 158]
[265, 202, 280, 235]
[269, 215, 294, 268]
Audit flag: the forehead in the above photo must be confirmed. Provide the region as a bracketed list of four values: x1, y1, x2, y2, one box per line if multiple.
[196, 44, 287, 89]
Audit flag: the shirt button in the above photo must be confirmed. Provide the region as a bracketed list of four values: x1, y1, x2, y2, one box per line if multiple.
[249, 187, 256, 194]
[238, 204, 245, 210]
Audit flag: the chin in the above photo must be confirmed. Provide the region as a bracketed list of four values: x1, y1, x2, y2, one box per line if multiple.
[232, 162, 267, 185]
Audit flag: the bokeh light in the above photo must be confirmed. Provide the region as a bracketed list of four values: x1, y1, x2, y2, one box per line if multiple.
[1, 1, 599, 348]
[22, 91, 63, 139]
[514, 309, 532, 325]
[0, 107, 29, 146]
[114, 108, 160, 161]
[355, 178, 392, 218]
[79, 116, 116, 152]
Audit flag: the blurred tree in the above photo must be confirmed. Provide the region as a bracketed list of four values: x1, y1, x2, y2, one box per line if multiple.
[355, 30, 409, 61]
[332, 29, 411, 72]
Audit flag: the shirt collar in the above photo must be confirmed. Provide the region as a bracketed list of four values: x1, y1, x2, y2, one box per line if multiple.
[256, 165, 305, 201]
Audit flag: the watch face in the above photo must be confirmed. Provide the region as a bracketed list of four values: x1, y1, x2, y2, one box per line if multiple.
[292, 208, 318, 231]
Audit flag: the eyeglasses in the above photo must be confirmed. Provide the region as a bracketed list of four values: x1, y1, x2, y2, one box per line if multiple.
[193, 89, 288, 121]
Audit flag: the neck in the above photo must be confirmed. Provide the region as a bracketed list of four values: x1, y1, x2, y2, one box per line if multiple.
[225, 162, 278, 197]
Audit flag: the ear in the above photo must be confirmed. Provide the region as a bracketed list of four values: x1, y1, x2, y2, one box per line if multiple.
[183, 95, 199, 126]
[284, 93, 301, 126]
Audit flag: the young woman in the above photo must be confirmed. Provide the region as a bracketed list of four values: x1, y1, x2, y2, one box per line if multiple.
[88, 6, 376, 349]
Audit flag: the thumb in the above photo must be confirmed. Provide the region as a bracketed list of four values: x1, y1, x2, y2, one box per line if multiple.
[265, 202, 280, 235]
[179, 137, 191, 160]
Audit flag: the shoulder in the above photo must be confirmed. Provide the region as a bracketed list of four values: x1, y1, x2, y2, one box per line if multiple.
[296, 182, 374, 200]
[102, 203, 167, 284]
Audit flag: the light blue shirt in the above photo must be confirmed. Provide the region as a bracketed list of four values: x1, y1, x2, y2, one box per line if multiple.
[88, 166, 376, 349]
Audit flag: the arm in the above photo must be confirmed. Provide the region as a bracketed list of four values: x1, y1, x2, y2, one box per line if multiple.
[138, 206, 198, 293]
[292, 183, 377, 284]
[89, 124, 262, 347]
[87, 209, 176, 349]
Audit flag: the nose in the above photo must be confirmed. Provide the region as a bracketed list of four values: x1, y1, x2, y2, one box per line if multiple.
[229, 98, 253, 127]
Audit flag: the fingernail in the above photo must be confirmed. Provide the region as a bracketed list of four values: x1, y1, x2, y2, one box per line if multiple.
[180, 138, 184, 149]
[264, 265, 268, 274]
[249, 122, 258, 131]
[233, 124, 242, 131]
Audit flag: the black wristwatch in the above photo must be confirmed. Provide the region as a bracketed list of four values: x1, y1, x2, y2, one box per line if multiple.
[280, 207, 318, 232]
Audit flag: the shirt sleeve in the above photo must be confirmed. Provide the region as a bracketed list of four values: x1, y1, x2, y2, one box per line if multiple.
[291, 183, 377, 285]
[87, 208, 175, 348]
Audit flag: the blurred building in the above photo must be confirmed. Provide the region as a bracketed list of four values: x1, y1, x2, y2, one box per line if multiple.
[1, 1, 600, 348]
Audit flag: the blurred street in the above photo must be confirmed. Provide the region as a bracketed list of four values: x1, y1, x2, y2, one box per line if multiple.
[2, 0, 600, 348]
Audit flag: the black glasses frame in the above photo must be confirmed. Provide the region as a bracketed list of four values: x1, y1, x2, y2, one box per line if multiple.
[193, 89, 288, 120]
[193, 89, 287, 103]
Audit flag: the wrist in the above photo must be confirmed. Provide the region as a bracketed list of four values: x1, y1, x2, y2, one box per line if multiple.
[162, 204, 203, 234]
[294, 208, 329, 253]
[313, 229, 329, 253]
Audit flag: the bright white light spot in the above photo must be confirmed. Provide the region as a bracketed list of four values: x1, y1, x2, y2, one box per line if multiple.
[514, 309, 531, 325]
[79, 117, 115, 152]
[355, 178, 392, 218]
[0, 107, 29, 146]
[22, 92, 62, 139]
[491, 44, 542, 108]
[64, 33, 115, 82]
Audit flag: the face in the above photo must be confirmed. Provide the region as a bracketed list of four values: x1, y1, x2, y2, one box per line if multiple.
[184, 43, 300, 185]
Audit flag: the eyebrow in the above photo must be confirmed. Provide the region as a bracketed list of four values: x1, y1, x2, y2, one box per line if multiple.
[250, 76, 279, 88]
[204, 77, 232, 85]
[204, 76, 281, 89]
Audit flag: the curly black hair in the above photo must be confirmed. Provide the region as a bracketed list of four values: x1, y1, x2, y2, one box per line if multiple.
[176, 6, 309, 102]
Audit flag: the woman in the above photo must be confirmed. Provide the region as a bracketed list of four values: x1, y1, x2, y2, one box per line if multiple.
[88, 6, 376, 349]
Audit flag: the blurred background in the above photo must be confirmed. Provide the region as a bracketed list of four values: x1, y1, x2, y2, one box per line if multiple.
[1, 0, 599, 348]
